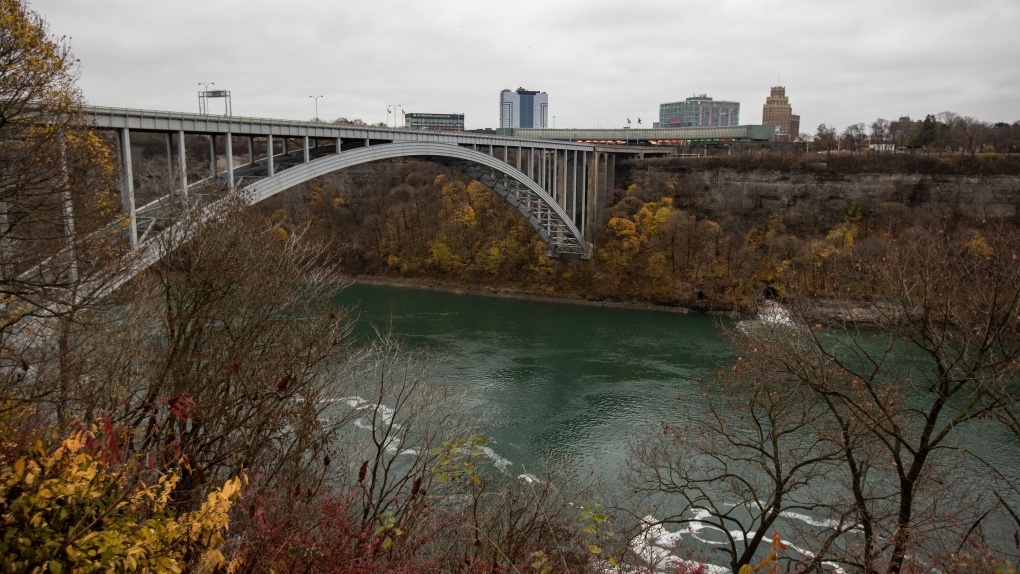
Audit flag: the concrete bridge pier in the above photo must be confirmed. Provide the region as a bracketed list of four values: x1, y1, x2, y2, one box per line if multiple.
[116, 128, 138, 250]
[584, 150, 615, 244]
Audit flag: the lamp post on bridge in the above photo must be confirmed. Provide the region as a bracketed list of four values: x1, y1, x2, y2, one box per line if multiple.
[197, 82, 214, 113]
[309, 95, 323, 122]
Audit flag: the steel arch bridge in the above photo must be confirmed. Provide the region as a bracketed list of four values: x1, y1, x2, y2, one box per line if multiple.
[86, 106, 640, 262]
[246, 142, 586, 255]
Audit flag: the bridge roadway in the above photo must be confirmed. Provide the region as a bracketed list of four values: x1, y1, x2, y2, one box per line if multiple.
[85, 106, 657, 257]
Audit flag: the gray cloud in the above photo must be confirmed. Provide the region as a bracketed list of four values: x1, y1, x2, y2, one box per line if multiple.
[33, 0, 1020, 132]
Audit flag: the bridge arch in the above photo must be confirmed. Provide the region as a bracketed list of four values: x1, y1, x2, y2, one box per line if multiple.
[246, 142, 589, 256]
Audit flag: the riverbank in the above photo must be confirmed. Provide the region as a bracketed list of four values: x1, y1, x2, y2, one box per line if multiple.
[344, 274, 890, 328]
[344, 274, 720, 316]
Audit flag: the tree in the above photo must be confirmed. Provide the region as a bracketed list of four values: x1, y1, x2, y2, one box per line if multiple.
[916, 114, 940, 153]
[634, 226, 1020, 573]
[0, 0, 122, 330]
[743, 227, 1020, 572]
[958, 116, 984, 156]
[870, 118, 890, 153]
[627, 335, 846, 573]
[889, 116, 917, 151]
[814, 124, 837, 158]
[842, 123, 867, 156]
[0, 0, 124, 417]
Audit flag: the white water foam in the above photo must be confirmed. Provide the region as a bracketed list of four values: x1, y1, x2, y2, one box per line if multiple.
[478, 446, 513, 472]
[633, 507, 849, 574]
[736, 301, 799, 334]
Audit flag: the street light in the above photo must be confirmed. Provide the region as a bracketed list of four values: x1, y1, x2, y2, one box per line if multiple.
[309, 95, 323, 121]
[198, 82, 215, 113]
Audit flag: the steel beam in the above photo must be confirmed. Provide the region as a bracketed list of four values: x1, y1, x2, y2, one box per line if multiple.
[118, 128, 138, 250]
[266, 134, 274, 176]
[177, 130, 187, 196]
[226, 133, 234, 191]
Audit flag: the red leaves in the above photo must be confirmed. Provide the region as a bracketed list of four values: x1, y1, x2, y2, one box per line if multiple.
[102, 416, 122, 464]
[167, 393, 195, 423]
[358, 460, 368, 483]
[233, 360, 243, 374]
[277, 373, 294, 392]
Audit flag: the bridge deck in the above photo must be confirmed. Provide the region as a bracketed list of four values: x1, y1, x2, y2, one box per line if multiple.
[84, 106, 593, 151]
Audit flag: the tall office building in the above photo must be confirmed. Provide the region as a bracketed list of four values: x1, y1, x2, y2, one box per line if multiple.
[659, 95, 740, 128]
[499, 88, 548, 129]
[762, 86, 794, 139]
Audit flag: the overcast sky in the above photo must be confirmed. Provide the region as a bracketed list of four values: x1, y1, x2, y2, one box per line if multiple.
[31, 0, 1020, 132]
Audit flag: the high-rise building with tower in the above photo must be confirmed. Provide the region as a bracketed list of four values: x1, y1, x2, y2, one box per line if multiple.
[762, 86, 795, 140]
[500, 88, 548, 129]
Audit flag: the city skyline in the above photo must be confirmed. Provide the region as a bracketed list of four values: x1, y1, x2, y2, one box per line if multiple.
[30, 0, 1020, 131]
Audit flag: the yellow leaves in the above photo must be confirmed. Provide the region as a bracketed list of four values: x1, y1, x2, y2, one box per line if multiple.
[450, 204, 476, 227]
[826, 222, 856, 249]
[272, 226, 289, 245]
[430, 436, 490, 486]
[0, 423, 243, 574]
[607, 217, 633, 237]
[530, 550, 553, 573]
[965, 232, 994, 259]
[485, 246, 503, 274]
[737, 530, 787, 574]
[308, 181, 324, 204]
[427, 239, 461, 272]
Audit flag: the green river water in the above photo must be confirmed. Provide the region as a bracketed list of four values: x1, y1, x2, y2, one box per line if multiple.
[333, 282, 1019, 570]
[335, 282, 732, 476]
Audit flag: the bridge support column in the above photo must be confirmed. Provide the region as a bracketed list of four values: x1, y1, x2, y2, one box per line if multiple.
[572, 150, 578, 224]
[539, 150, 545, 190]
[225, 132, 234, 191]
[516, 146, 521, 171]
[117, 128, 138, 251]
[303, 136, 310, 163]
[177, 130, 187, 197]
[248, 137, 254, 165]
[266, 135, 274, 176]
[165, 133, 173, 190]
[335, 137, 342, 154]
[586, 152, 601, 244]
[209, 135, 217, 178]
[581, 152, 588, 239]
[552, 150, 558, 202]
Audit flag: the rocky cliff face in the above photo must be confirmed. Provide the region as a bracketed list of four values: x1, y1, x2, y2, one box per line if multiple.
[632, 164, 1020, 226]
